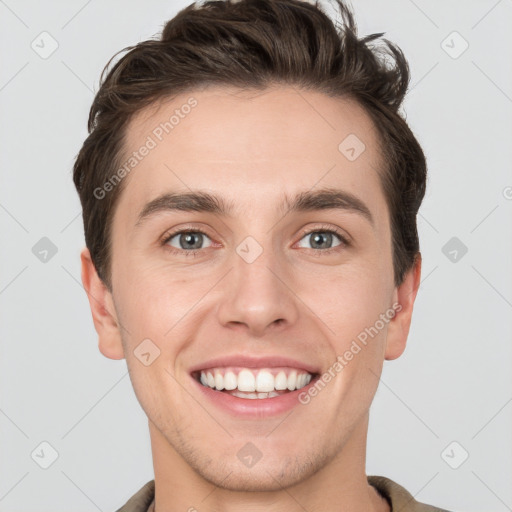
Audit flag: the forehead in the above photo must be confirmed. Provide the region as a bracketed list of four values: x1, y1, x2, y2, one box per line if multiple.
[115, 85, 386, 223]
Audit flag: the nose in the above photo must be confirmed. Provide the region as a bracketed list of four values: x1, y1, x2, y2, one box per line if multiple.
[216, 245, 300, 337]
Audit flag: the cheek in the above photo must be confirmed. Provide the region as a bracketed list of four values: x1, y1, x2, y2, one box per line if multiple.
[114, 258, 198, 339]
[114, 273, 195, 412]
[123, 354, 194, 435]
[303, 264, 392, 341]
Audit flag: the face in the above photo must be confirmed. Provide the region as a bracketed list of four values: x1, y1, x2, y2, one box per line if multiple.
[82, 85, 420, 492]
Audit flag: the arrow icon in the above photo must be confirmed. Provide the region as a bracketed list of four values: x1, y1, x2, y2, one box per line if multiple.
[135, 339, 161, 366]
[237, 441, 263, 467]
[32, 237, 58, 262]
[442, 237, 467, 263]
[441, 31, 468, 59]
[236, 236, 263, 263]
[339, 134, 365, 161]
[31, 441, 59, 469]
[36, 39, 45, 48]
[441, 440, 469, 469]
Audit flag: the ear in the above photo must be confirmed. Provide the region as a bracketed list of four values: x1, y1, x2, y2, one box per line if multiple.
[80, 247, 125, 360]
[384, 253, 422, 361]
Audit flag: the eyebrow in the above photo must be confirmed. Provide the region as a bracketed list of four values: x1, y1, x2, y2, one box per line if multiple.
[134, 187, 374, 228]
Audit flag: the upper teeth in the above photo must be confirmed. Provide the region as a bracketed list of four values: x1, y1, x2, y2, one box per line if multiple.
[199, 368, 313, 392]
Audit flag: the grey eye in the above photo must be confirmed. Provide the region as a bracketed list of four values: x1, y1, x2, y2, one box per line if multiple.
[297, 231, 343, 250]
[167, 231, 212, 250]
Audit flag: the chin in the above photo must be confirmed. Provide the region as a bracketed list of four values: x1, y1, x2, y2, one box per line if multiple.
[191, 451, 320, 493]
[203, 466, 305, 492]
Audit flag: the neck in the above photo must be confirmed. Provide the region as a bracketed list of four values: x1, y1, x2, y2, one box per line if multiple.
[149, 413, 389, 512]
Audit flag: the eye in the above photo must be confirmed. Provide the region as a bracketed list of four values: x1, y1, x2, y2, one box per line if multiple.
[164, 231, 211, 251]
[296, 227, 349, 251]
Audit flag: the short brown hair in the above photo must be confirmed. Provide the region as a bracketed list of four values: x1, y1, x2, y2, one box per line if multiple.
[73, 0, 426, 292]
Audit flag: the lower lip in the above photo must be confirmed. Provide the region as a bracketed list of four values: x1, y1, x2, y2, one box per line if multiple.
[191, 374, 319, 418]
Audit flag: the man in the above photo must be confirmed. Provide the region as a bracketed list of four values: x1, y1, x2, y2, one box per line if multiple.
[73, 0, 452, 510]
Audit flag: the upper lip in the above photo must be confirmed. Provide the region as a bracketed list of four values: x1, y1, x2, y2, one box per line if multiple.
[189, 355, 321, 375]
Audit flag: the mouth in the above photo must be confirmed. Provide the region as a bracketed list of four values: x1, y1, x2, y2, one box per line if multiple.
[191, 366, 319, 400]
[188, 355, 322, 417]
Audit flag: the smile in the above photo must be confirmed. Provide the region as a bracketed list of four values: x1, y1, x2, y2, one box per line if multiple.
[194, 367, 315, 399]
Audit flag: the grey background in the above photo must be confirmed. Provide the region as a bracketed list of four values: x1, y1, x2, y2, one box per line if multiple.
[1, 0, 511, 511]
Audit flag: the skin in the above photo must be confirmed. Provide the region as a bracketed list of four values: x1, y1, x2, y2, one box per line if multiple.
[81, 85, 421, 512]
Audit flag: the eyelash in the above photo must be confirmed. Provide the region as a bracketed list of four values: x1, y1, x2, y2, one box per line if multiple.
[160, 228, 211, 258]
[160, 224, 350, 258]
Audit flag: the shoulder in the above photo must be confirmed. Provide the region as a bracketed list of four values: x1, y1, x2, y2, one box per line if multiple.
[368, 475, 452, 511]
[115, 476, 454, 512]
[114, 480, 155, 512]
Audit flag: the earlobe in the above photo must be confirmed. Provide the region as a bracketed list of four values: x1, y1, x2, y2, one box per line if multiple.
[80, 247, 125, 360]
[384, 253, 422, 361]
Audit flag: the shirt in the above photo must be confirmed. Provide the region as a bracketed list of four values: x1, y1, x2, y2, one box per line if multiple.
[115, 475, 452, 511]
